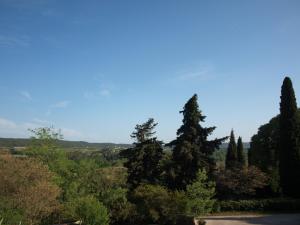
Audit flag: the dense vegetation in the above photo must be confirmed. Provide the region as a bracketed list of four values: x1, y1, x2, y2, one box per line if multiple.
[1, 77, 300, 225]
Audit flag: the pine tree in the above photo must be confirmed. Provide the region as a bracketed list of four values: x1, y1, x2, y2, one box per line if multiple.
[121, 118, 164, 189]
[167, 94, 226, 190]
[279, 77, 300, 197]
[225, 130, 238, 170]
[237, 136, 246, 168]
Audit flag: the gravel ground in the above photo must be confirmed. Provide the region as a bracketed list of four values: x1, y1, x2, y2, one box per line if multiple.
[201, 214, 300, 225]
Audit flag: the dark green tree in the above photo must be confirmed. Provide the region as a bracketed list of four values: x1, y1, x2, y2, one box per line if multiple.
[248, 116, 279, 171]
[167, 94, 226, 190]
[279, 77, 300, 197]
[121, 118, 164, 189]
[237, 136, 246, 168]
[225, 130, 238, 170]
[248, 116, 281, 194]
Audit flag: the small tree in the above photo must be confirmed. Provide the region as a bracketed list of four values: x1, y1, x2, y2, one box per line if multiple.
[185, 169, 215, 216]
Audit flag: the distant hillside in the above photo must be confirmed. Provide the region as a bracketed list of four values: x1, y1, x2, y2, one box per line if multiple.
[0, 138, 132, 149]
[220, 142, 250, 149]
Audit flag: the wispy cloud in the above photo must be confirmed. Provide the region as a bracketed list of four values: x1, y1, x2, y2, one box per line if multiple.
[174, 63, 216, 82]
[0, 35, 30, 47]
[20, 91, 32, 101]
[51, 100, 70, 108]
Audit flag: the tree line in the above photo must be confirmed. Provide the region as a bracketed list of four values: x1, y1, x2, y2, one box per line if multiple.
[122, 76, 300, 200]
[249, 77, 300, 197]
[1, 76, 300, 225]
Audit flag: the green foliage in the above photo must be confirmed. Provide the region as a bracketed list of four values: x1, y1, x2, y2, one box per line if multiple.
[69, 196, 109, 225]
[248, 115, 281, 194]
[215, 198, 300, 212]
[216, 166, 268, 199]
[25, 127, 75, 188]
[225, 130, 238, 170]
[249, 78, 300, 196]
[23, 127, 128, 225]
[130, 118, 157, 143]
[0, 154, 60, 225]
[122, 118, 164, 188]
[168, 94, 227, 190]
[185, 169, 216, 216]
[99, 187, 134, 225]
[132, 184, 186, 225]
[279, 77, 300, 197]
[0, 198, 23, 225]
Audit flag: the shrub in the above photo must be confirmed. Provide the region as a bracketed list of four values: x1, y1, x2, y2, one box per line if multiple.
[99, 187, 135, 225]
[215, 198, 300, 212]
[216, 166, 268, 199]
[132, 184, 186, 225]
[0, 154, 60, 225]
[67, 196, 109, 225]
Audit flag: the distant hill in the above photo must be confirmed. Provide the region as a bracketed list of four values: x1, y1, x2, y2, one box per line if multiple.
[0, 137, 132, 149]
[220, 142, 250, 149]
[0, 137, 250, 151]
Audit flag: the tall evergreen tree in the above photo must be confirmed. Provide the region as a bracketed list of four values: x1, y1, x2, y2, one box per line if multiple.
[279, 77, 300, 197]
[225, 130, 238, 170]
[121, 118, 164, 189]
[237, 136, 246, 168]
[167, 94, 226, 190]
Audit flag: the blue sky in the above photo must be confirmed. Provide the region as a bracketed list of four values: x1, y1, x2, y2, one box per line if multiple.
[0, 0, 300, 143]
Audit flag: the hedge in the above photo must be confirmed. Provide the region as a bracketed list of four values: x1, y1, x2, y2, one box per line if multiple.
[214, 198, 300, 212]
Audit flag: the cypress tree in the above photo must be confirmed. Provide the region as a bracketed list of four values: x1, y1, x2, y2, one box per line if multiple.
[225, 130, 238, 170]
[121, 118, 164, 189]
[167, 94, 226, 190]
[279, 77, 300, 197]
[237, 136, 246, 168]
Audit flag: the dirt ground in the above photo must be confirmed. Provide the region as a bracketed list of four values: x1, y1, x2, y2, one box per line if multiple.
[201, 214, 300, 225]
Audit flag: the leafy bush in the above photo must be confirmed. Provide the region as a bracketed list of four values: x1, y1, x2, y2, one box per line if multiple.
[65, 196, 109, 225]
[132, 184, 186, 225]
[99, 187, 135, 225]
[215, 198, 300, 212]
[216, 166, 268, 199]
[0, 154, 60, 225]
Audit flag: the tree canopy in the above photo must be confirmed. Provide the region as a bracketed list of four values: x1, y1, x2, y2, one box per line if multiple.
[167, 94, 226, 190]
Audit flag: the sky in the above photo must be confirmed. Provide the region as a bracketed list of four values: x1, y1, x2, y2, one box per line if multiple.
[0, 0, 300, 143]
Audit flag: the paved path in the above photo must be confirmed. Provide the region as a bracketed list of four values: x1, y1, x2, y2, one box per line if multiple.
[201, 214, 300, 225]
